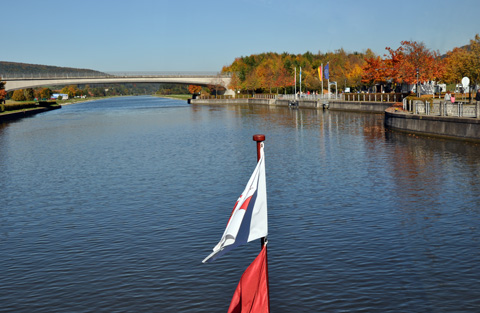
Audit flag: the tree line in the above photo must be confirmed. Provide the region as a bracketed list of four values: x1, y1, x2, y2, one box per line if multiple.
[218, 34, 480, 95]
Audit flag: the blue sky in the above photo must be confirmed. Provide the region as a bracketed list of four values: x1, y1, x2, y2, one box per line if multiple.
[4, 0, 480, 72]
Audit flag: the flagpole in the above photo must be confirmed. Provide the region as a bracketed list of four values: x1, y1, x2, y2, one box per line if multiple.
[327, 62, 330, 100]
[252, 134, 270, 312]
[321, 63, 324, 99]
[294, 67, 297, 99]
[300, 67, 302, 95]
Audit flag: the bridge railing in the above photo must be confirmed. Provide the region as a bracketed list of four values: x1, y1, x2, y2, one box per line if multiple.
[0, 71, 229, 80]
[106, 71, 225, 77]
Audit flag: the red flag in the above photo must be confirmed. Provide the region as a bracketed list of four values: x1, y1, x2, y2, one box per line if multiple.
[227, 246, 270, 313]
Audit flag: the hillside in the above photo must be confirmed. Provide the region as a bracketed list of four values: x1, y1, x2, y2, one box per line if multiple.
[0, 61, 106, 76]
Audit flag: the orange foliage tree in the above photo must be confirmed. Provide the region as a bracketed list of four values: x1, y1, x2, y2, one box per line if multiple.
[361, 55, 386, 86]
[362, 41, 445, 91]
[0, 81, 6, 103]
[394, 41, 444, 85]
[188, 85, 202, 94]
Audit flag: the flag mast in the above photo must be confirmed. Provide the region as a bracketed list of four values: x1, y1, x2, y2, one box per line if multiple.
[253, 134, 266, 247]
[253, 134, 270, 311]
[321, 63, 324, 97]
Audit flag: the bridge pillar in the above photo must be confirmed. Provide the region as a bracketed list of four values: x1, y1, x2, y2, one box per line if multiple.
[224, 89, 235, 97]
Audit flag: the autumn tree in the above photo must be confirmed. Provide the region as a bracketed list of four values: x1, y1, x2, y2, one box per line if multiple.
[228, 72, 242, 93]
[394, 41, 444, 85]
[345, 63, 364, 91]
[24, 88, 35, 101]
[12, 89, 26, 101]
[39, 87, 53, 99]
[188, 85, 202, 94]
[0, 81, 6, 103]
[443, 34, 480, 94]
[362, 41, 445, 93]
[362, 55, 386, 86]
[61, 85, 80, 99]
[274, 66, 294, 93]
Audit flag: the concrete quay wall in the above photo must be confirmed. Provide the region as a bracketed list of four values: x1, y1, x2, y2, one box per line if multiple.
[190, 98, 275, 106]
[385, 109, 480, 142]
[191, 98, 391, 113]
[328, 101, 393, 113]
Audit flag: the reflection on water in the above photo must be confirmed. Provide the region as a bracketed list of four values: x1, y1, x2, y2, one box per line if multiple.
[0, 97, 479, 312]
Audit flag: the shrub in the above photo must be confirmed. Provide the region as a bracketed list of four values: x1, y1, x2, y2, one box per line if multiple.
[405, 95, 433, 104]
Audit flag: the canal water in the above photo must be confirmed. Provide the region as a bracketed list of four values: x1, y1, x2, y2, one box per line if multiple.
[1, 96, 479, 312]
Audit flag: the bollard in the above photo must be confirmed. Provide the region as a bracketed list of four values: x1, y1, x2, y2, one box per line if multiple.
[477, 101, 480, 118]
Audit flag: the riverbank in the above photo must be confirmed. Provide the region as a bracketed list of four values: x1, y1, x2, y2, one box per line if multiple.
[0, 104, 61, 122]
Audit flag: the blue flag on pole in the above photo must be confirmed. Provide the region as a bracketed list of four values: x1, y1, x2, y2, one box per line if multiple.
[324, 64, 329, 80]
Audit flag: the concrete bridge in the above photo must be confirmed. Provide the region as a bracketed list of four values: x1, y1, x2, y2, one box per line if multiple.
[2, 72, 233, 95]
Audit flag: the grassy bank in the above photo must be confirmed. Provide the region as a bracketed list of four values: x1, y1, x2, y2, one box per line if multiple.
[1, 100, 58, 114]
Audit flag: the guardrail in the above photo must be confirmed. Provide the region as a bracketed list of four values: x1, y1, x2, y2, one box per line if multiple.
[403, 99, 480, 118]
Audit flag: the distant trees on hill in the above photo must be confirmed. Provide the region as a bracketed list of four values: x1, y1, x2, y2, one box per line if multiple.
[0, 61, 105, 77]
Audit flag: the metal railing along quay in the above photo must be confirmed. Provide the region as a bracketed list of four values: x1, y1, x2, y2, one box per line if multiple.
[344, 93, 405, 102]
[403, 99, 480, 118]
[277, 94, 343, 101]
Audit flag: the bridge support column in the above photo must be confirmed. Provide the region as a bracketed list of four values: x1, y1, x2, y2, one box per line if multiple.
[224, 89, 235, 98]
